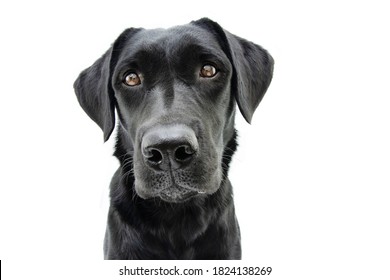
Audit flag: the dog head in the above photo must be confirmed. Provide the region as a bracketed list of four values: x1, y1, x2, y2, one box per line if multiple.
[74, 18, 273, 203]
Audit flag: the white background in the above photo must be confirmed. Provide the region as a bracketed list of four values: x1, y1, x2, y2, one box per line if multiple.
[0, 0, 389, 279]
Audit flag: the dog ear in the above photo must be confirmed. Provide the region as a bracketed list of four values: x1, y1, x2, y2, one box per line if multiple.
[74, 28, 140, 141]
[193, 18, 274, 123]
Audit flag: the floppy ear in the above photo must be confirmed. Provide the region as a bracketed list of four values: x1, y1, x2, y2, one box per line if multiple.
[74, 28, 140, 141]
[193, 18, 274, 123]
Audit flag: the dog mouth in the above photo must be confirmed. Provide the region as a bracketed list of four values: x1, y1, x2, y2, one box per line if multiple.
[157, 185, 201, 203]
[134, 171, 209, 203]
[133, 157, 223, 203]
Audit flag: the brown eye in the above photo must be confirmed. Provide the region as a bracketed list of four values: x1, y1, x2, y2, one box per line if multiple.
[200, 64, 217, 78]
[123, 72, 141, 86]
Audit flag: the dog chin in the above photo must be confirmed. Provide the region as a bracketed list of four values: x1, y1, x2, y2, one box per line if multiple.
[158, 188, 201, 203]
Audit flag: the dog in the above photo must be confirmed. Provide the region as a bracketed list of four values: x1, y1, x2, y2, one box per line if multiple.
[74, 18, 273, 259]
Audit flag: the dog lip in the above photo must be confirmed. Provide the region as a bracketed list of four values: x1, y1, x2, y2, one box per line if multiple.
[155, 183, 205, 203]
[158, 189, 199, 203]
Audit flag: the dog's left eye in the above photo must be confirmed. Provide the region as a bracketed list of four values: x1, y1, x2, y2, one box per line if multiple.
[123, 72, 141, 86]
[200, 64, 217, 78]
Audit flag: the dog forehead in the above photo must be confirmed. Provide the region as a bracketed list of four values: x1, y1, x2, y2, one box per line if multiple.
[122, 24, 222, 57]
[164, 24, 220, 47]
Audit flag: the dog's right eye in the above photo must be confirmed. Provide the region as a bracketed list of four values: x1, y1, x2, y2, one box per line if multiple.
[123, 72, 141, 86]
[200, 64, 218, 78]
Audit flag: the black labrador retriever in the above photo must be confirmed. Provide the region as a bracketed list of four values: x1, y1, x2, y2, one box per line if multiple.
[74, 18, 273, 260]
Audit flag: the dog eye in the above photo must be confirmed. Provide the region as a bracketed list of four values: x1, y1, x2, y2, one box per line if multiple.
[123, 72, 141, 86]
[200, 64, 217, 78]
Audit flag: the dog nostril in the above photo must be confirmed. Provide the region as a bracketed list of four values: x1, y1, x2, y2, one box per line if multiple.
[174, 145, 195, 162]
[145, 149, 163, 164]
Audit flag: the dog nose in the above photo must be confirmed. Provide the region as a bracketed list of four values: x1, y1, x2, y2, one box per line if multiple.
[141, 125, 198, 170]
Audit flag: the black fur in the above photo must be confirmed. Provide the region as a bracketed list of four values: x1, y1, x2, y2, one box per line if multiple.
[74, 18, 273, 259]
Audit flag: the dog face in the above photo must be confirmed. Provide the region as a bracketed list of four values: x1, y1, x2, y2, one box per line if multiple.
[113, 26, 234, 202]
[74, 18, 273, 203]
